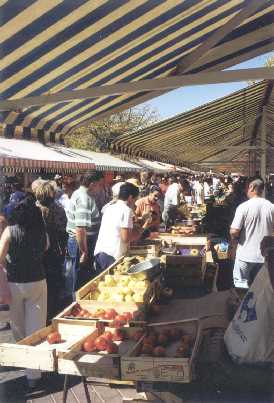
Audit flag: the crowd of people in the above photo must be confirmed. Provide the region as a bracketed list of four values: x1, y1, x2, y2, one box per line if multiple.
[0, 169, 273, 386]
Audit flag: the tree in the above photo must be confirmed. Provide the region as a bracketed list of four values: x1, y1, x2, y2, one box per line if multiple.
[65, 105, 160, 152]
[247, 54, 274, 85]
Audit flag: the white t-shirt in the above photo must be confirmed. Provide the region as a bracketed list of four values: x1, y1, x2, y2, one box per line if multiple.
[231, 197, 274, 263]
[164, 183, 180, 208]
[94, 200, 133, 259]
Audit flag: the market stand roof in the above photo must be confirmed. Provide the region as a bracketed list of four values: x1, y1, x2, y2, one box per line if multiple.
[0, 1, 274, 143]
[0, 138, 140, 173]
[113, 80, 274, 171]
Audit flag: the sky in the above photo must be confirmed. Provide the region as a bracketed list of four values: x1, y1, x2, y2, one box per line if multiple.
[141, 51, 274, 121]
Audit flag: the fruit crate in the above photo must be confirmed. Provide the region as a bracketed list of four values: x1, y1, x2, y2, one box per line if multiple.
[165, 254, 207, 280]
[76, 257, 160, 310]
[54, 300, 147, 327]
[127, 243, 161, 258]
[58, 326, 144, 380]
[0, 320, 98, 372]
[121, 319, 201, 383]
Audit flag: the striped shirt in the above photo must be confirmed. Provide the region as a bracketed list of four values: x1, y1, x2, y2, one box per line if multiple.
[66, 186, 100, 237]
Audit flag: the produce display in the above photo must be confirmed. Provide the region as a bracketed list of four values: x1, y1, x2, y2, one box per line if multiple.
[137, 328, 194, 358]
[67, 303, 145, 324]
[86, 273, 151, 303]
[171, 226, 197, 236]
[81, 328, 145, 354]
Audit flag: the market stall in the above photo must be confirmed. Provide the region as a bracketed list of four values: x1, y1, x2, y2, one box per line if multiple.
[0, 226, 233, 401]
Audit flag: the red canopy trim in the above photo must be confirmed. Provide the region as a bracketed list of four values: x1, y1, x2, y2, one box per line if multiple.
[0, 157, 95, 173]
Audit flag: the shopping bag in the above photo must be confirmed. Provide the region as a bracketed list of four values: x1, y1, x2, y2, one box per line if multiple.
[224, 265, 274, 364]
[0, 265, 11, 304]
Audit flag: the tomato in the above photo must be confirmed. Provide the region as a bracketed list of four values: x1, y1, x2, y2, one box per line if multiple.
[106, 342, 118, 354]
[113, 329, 124, 342]
[112, 319, 124, 328]
[115, 315, 127, 325]
[141, 343, 153, 355]
[78, 309, 88, 317]
[47, 331, 61, 344]
[157, 333, 168, 346]
[122, 312, 133, 322]
[132, 330, 144, 342]
[104, 309, 117, 320]
[94, 336, 109, 351]
[153, 346, 166, 357]
[82, 339, 97, 352]
[101, 331, 113, 342]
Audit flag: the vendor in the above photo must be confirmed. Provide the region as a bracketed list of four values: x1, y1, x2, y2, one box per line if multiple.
[94, 183, 150, 272]
[135, 185, 161, 231]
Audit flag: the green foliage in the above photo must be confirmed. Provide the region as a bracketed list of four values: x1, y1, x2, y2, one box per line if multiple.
[247, 54, 274, 86]
[65, 105, 159, 152]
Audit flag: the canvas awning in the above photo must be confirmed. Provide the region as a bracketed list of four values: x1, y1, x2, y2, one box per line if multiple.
[0, 1, 273, 143]
[113, 80, 274, 172]
[0, 138, 95, 173]
[0, 138, 141, 173]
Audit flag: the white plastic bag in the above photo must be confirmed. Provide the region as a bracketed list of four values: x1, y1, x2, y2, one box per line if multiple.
[224, 265, 274, 364]
[0, 265, 11, 305]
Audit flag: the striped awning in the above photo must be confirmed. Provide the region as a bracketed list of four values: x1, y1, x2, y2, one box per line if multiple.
[0, 1, 274, 143]
[0, 138, 96, 173]
[0, 137, 141, 173]
[113, 80, 274, 170]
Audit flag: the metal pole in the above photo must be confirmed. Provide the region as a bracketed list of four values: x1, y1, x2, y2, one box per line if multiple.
[261, 107, 267, 193]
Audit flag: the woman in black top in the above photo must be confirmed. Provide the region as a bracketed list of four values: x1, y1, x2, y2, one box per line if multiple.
[0, 196, 48, 388]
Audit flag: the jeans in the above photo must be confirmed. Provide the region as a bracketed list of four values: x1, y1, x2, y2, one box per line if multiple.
[63, 237, 79, 299]
[233, 258, 263, 289]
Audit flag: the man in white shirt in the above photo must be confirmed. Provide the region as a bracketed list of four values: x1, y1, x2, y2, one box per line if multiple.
[94, 182, 143, 272]
[162, 175, 182, 228]
[230, 179, 274, 289]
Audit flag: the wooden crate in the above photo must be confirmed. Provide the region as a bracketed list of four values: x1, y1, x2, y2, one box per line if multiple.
[154, 235, 207, 247]
[121, 319, 200, 383]
[127, 243, 161, 258]
[76, 258, 159, 312]
[0, 320, 98, 372]
[58, 326, 144, 380]
[54, 300, 147, 326]
[165, 254, 206, 280]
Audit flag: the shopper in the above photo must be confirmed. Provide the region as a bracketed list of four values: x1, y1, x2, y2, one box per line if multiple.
[0, 196, 47, 388]
[162, 175, 182, 228]
[94, 182, 144, 272]
[101, 181, 125, 214]
[230, 179, 274, 289]
[66, 172, 101, 295]
[35, 181, 67, 321]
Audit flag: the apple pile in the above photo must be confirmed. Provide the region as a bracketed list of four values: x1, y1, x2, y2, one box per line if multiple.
[138, 328, 193, 358]
[82, 328, 145, 354]
[69, 304, 145, 325]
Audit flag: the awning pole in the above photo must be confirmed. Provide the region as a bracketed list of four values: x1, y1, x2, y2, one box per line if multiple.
[261, 107, 267, 192]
